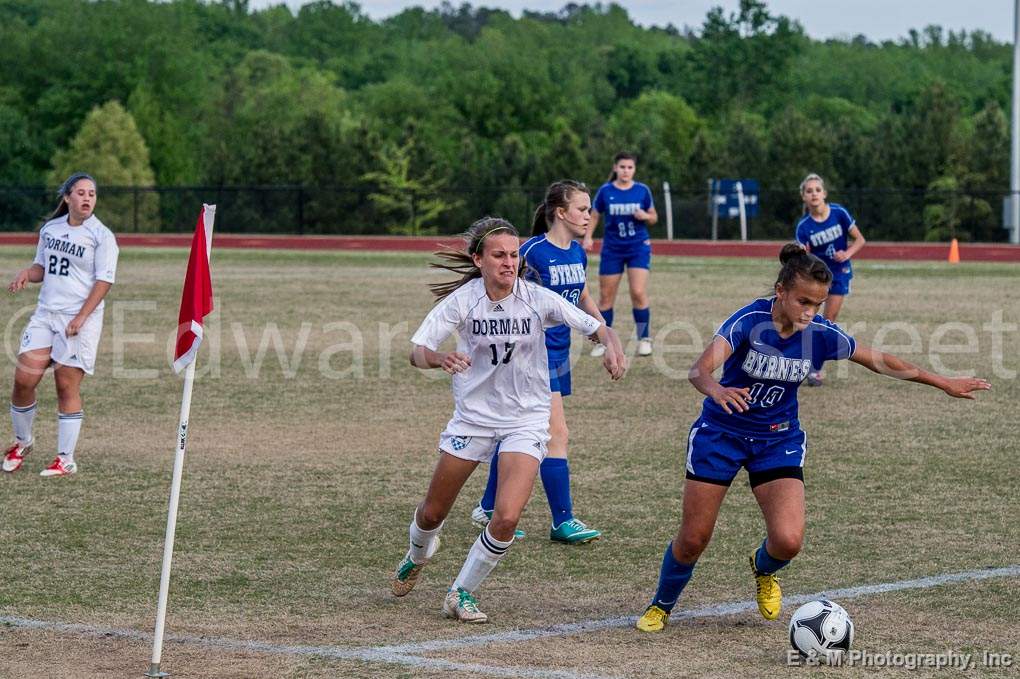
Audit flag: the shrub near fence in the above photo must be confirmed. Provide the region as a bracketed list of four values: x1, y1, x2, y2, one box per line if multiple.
[0, 185, 1013, 242]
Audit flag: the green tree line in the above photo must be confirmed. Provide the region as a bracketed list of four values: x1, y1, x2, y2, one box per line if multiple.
[0, 0, 1013, 240]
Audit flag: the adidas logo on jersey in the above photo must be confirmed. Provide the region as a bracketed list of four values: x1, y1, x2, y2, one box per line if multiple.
[492, 304, 504, 312]
[61, 233, 70, 239]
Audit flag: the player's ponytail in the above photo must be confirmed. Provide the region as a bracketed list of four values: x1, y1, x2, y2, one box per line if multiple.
[776, 243, 832, 290]
[44, 172, 97, 226]
[608, 151, 637, 182]
[532, 179, 588, 236]
[429, 217, 522, 300]
[531, 202, 549, 236]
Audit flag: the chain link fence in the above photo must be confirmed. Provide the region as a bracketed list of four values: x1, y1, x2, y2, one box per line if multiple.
[1, 184, 1014, 242]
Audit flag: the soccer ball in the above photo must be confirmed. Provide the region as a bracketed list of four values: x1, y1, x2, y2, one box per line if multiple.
[788, 599, 854, 663]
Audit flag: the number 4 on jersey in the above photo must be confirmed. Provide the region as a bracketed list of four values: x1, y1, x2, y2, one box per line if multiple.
[489, 342, 516, 365]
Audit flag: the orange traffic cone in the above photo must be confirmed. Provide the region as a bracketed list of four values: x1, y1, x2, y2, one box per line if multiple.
[948, 238, 960, 264]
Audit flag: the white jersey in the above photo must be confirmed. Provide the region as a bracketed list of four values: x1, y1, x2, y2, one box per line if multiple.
[410, 277, 601, 432]
[33, 214, 119, 313]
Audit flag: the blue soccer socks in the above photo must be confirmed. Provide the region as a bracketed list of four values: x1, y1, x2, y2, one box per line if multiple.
[651, 542, 696, 613]
[540, 457, 573, 527]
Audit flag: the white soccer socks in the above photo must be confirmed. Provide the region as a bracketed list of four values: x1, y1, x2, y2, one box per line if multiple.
[408, 509, 443, 564]
[10, 401, 37, 446]
[452, 526, 513, 593]
[57, 411, 83, 463]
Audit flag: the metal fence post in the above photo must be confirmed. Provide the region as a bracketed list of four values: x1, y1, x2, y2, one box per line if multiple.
[663, 181, 673, 240]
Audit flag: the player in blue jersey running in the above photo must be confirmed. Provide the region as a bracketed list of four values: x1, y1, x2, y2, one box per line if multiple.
[471, 180, 627, 544]
[795, 173, 866, 386]
[635, 243, 989, 633]
[583, 153, 658, 357]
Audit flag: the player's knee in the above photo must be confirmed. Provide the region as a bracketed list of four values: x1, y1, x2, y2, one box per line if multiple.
[631, 291, 649, 307]
[488, 511, 521, 539]
[54, 376, 79, 399]
[676, 530, 712, 561]
[12, 373, 36, 395]
[416, 502, 448, 529]
[768, 532, 803, 560]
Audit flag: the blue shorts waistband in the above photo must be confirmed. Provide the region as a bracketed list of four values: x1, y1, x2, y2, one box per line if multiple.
[699, 410, 802, 439]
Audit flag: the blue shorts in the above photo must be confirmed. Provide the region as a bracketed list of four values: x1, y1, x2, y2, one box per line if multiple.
[684, 417, 806, 487]
[548, 353, 571, 396]
[829, 276, 852, 296]
[599, 240, 651, 276]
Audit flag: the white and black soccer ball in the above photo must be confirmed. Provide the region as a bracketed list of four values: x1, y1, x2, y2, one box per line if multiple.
[789, 599, 854, 663]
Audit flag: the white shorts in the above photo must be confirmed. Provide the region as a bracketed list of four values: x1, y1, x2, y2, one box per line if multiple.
[438, 425, 550, 464]
[19, 308, 104, 375]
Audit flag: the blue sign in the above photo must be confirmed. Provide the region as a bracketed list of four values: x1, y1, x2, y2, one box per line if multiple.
[711, 179, 759, 218]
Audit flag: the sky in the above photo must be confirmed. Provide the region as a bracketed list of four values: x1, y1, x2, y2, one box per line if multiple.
[248, 0, 1016, 43]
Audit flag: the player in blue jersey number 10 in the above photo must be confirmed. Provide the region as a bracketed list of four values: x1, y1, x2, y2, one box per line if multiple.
[635, 244, 989, 633]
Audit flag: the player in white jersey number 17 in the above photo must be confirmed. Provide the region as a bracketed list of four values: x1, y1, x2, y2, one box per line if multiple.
[3, 173, 119, 478]
[390, 217, 626, 623]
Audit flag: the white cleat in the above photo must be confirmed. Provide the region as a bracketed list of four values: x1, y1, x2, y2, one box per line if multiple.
[590, 344, 607, 358]
[443, 587, 488, 623]
[39, 457, 77, 477]
[2, 441, 32, 473]
[637, 339, 653, 356]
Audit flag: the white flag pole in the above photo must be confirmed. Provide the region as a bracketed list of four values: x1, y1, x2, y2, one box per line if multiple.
[146, 205, 214, 679]
[145, 360, 196, 678]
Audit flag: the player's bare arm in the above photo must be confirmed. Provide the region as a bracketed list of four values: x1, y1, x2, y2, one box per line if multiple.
[66, 281, 112, 337]
[850, 344, 990, 398]
[8, 264, 44, 293]
[410, 344, 471, 374]
[834, 225, 866, 262]
[688, 335, 750, 414]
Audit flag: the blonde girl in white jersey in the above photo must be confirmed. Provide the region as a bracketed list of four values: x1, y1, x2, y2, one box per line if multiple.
[391, 217, 626, 623]
[3, 173, 119, 477]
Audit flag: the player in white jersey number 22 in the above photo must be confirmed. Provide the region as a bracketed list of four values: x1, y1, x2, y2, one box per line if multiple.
[3, 173, 119, 478]
[391, 217, 626, 623]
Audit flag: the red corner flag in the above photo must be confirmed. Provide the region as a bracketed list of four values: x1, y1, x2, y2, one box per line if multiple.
[173, 204, 215, 373]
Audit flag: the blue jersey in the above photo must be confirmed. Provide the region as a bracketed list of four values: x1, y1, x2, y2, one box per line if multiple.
[701, 297, 856, 437]
[795, 204, 856, 279]
[521, 234, 588, 356]
[593, 181, 654, 247]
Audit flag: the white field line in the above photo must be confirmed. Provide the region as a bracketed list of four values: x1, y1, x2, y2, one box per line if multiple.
[1, 565, 1017, 679]
[0, 615, 618, 679]
[379, 564, 1020, 654]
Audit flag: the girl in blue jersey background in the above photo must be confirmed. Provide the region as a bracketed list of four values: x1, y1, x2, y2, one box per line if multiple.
[795, 173, 866, 385]
[635, 244, 989, 633]
[472, 180, 627, 544]
[583, 153, 658, 357]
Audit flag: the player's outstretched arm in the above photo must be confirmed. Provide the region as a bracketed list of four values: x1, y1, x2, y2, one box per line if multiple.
[409, 344, 471, 375]
[688, 336, 750, 414]
[8, 264, 44, 293]
[850, 344, 990, 399]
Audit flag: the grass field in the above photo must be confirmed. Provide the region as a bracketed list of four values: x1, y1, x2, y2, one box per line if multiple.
[0, 246, 1017, 679]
